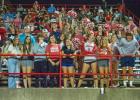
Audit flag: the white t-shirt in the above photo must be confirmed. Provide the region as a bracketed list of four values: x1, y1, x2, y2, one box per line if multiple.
[8, 44, 21, 58]
[84, 42, 96, 62]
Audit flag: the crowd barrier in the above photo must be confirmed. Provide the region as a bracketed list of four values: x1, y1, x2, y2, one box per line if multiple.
[0, 53, 140, 87]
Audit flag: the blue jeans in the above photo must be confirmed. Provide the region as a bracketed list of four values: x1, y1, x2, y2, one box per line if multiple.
[7, 58, 20, 88]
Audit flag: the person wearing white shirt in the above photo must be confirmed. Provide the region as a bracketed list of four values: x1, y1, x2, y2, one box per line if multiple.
[7, 36, 22, 88]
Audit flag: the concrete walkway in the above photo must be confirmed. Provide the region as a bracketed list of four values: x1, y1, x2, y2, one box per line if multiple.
[0, 88, 140, 100]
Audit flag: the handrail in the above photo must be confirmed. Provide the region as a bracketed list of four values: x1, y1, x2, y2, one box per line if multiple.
[0, 53, 140, 57]
[0, 52, 140, 88]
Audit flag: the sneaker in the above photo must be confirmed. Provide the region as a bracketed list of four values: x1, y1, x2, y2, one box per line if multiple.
[61, 86, 65, 88]
[16, 85, 22, 88]
[100, 88, 104, 95]
[84, 87, 88, 88]
[123, 81, 128, 87]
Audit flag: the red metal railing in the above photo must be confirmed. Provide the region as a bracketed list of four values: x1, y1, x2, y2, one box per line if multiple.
[0, 53, 140, 88]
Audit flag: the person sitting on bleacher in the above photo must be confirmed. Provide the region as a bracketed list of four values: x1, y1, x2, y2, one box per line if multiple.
[47, 4, 56, 14]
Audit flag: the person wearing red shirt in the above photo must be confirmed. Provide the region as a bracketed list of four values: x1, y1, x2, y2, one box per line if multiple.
[46, 35, 61, 87]
[0, 26, 6, 47]
[105, 12, 112, 22]
[77, 35, 98, 88]
[97, 36, 111, 94]
[0, 25, 6, 77]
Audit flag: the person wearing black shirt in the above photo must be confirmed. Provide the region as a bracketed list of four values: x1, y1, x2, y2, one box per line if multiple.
[62, 39, 75, 88]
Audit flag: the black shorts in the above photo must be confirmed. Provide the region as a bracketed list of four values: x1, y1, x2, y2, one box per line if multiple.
[84, 60, 96, 65]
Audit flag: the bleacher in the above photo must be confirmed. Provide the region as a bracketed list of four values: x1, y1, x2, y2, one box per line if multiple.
[0, 1, 140, 88]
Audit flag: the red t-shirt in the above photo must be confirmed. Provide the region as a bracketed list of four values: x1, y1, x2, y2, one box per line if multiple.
[105, 15, 112, 22]
[46, 44, 61, 61]
[98, 47, 111, 59]
[0, 27, 6, 41]
[44, 24, 52, 33]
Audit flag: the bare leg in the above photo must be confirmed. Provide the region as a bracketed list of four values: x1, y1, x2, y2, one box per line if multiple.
[91, 62, 98, 88]
[62, 67, 68, 88]
[68, 67, 75, 88]
[77, 63, 89, 88]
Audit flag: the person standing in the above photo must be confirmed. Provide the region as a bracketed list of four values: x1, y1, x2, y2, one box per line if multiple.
[47, 4, 56, 14]
[62, 39, 75, 88]
[97, 36, 111, 94]
[77, 35, 98, 88]
[117, 33, 139, 87]
[21, 36, 34, 88]
[46, 35, 61, 87]
[7, 36, 22, 88]
[33, 35, 48, 87]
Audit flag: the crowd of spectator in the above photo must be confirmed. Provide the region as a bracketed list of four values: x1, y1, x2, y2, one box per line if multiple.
[0, 1, 140, 94]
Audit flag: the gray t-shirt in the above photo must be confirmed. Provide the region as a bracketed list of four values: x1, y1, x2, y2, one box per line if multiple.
[33, 42, 47, 60]
[117, 38, 139, 55]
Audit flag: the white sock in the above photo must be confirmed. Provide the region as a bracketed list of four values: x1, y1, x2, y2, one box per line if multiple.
[123, 81, 127, 87]
[101, 88, 104, 94]
[129, 81, 133, 86]
[16, 81, 19, 85]
[16, 81, 21, 88]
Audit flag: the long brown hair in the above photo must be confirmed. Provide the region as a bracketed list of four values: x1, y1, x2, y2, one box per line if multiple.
[12, 36, 22, 51]
[23, 36, 32, 53]
[64, 38, 74, 50]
